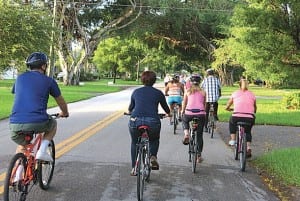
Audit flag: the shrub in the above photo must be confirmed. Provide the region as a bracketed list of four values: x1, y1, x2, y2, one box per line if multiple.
[282, 93, 300, 110]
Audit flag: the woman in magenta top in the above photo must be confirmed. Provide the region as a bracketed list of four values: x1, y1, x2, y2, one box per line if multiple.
[181, 74, 206, 163]
[225, 77, 257, 158]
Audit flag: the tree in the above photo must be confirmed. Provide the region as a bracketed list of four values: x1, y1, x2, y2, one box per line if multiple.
[0, 1, 52, 72]
[213, 0, 300, 88]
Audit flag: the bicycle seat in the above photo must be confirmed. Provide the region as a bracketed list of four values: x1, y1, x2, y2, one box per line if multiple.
[16, 131, 35, 142]
[237, 122, 251, 126]
[138, 125, 150, 130]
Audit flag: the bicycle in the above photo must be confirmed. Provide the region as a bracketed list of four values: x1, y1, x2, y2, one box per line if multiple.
[3, 114, 58, 201]
[207, 103, 216, 138]
[124, 112, 165, 201]
[188, 117, 199, 173]
[234, 121, 252, 172]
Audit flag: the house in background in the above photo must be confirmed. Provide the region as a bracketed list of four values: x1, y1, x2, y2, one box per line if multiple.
[0, 68, 18, 79]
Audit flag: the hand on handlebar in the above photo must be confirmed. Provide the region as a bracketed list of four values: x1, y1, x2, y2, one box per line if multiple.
[225, 107, 233, 112]
[58, 112, 69, 118]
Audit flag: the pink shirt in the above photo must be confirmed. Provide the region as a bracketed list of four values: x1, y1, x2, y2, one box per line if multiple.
[231, 90, 256, 118]
[185, 91, 206, 115]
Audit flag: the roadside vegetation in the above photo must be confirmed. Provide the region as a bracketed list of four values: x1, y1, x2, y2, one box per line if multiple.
[1, 79, 299, 189]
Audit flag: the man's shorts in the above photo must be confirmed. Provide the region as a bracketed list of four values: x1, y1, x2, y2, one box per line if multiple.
[167, 96, 182, 105]
[10, 117, 57, 145]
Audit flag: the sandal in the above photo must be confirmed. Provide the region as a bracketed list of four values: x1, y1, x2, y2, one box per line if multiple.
[182, 135, 189, 145]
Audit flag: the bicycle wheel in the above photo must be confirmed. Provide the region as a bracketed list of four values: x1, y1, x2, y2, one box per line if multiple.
[136, 148, 144, 201]
[173, 109, 177, 134]
[210, 121, 214, 138]
[3, 153, 28, 201]
[38, 140, 55, 190]
[144, 147, 151, 182]
[234, 130, 239, 160]
[190, 132, 197, 173]
[239, 132, 247, 172]
[192, 135, 197, 173]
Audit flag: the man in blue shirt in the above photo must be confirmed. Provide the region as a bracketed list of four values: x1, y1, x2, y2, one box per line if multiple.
[9, 52, 69, 162]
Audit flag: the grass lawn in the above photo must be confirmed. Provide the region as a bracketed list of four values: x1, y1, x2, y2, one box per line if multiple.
[1, 79, 299, 188]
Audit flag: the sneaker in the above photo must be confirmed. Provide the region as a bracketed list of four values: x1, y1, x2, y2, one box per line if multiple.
[36, 150, 53, 162]
[13, 165, 24, 182]
[197, 155, 203, 163]
[229, 140, 236, 146]
[150, 156, 159, 170]
[130, 168, 137, 176]
[246, 149, 252, 158]
[170, 121, 174, 125]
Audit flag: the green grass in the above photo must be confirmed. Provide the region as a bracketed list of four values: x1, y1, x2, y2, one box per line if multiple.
[0, 79, 140, 119]
[254, 147, 300, 187]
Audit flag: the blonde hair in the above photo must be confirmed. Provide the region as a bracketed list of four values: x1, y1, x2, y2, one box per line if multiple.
[239, 79, 249, 90]
[187, 84, 202, 95]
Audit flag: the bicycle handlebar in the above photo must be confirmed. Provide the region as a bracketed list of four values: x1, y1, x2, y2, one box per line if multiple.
[50, 113, 69, 119]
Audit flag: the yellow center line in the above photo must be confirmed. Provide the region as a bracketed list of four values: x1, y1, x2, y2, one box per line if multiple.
[0, 110, 124, 194]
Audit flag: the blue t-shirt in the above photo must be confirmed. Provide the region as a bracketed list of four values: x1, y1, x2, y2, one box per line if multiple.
[128, 86, 170, 119]
[10, 71, 61, 123]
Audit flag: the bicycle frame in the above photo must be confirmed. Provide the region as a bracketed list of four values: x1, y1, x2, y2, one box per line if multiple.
[23, 133, 42, 184]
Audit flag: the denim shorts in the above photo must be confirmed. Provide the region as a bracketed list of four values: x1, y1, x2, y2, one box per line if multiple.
[10, 117, 57, 145]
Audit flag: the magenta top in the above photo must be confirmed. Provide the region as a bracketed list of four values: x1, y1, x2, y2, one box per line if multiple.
[231, 90, 256, 118]
[185, 91, 206, 115]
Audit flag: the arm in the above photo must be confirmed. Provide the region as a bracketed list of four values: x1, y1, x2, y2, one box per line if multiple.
[164, 84, 169, 96]
[54, 95, 69, 117]
[181, 92, 188, 114]
[225, 97, 233, 111]
[180, 83, 185, 96]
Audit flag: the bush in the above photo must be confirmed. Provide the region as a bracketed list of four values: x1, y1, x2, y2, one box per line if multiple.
[282, 93, 300, 110]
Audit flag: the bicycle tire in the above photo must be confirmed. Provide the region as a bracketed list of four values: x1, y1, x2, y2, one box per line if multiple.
[234, 130, 239, 160]
[136, 147, 144, 201]
[191, 132, 197, 173]
[173, 109, 177, 134]
[240, 133, 247, 172]
[38, 140, 55, 190]
[3, 153, 28, 201]
[210, 121, 214, 138]
[144, 146, 151, 182]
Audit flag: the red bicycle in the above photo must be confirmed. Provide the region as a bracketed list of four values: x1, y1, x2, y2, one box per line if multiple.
[3, 114, 58, 201]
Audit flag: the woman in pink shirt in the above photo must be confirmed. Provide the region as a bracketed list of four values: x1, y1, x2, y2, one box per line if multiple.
[225, 77, 257, 158]
[181, 74, 206, 163]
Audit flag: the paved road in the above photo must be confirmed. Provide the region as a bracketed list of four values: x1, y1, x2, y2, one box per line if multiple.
[0, 84, 285, 201]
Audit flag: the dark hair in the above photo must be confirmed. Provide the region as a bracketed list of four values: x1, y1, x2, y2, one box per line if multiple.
[141, 71, 156, 86]
[26, 52, 48, 69]
[190, 74, 201, 85]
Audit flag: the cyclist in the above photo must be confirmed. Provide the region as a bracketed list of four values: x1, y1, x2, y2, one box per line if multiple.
[225, 77, 256, 158]
[181, 74, 206, 163]
[9, 52, 69, 162]
[201, 68, 221, 132]
[165, 74, 184, 123]
[127, 71, 170, 175]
